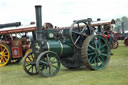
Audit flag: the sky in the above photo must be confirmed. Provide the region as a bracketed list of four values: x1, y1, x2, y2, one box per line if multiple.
[0, 0, 128, 27]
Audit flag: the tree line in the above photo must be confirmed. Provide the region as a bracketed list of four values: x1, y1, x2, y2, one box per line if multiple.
[115, 16, 128, 32]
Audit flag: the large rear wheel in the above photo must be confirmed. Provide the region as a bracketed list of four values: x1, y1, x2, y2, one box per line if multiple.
[0, 43, 11, 67]
[81, 35, 110, 70]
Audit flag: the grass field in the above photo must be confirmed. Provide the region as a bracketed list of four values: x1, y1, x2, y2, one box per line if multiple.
[0, 41, 128, 85]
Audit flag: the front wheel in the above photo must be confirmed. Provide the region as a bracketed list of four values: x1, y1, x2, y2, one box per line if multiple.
[36, 51, 60, 77]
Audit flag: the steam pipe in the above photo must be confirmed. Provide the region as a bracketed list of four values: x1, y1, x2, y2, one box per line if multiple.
[35, 5, 43, 41]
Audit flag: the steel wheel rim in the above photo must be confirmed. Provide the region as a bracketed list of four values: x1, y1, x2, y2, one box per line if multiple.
[36, 51, 60, 77]
[23, 51, 38, 75]
[0, 44, 10, 67]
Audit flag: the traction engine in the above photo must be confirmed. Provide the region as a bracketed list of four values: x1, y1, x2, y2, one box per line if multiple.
[0, 22, 31, 66]
[23, 5, 111, 77]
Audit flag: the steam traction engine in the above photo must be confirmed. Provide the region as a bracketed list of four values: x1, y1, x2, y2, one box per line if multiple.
[0, 22, 34, 67]
[91, 19, 118, 49]
[23, 5, 110, 77]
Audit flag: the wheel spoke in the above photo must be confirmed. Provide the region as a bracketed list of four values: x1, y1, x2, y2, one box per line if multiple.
[97, 56, 103, 63]
[100, 53, 108, 57]
[100, 50, 105, 53]
[88, 49, 92, 52]
[88, 56, 93, 62]
[46, 54, 50, 62]
[74, 36, 80, 44]
[27, 56, 32, 61]
[31, 65, 33, 73]
[3, 58, 6, 62]
[96, 59, 98, 66]
[90, 55, 97, 63]
[1, 58, 4, 62]
[2, 49, 6, 52]
[88, 52, 95, 56]
[49, 66, 51, 74]
[28, 66, 33, 71]
[4, 51, 8, 54]
[52, 64, 58, 69]
[88, 45, 95, 49]
[97, 38, 101, 49]
[99, 56, 104, 62]
[100, 43, 107, 49]
[40, 60, 48, 65]
[72, 31, 81, 35]
[93, 59, 96, 65]
[2, 54, 8, 57]
[31, 54, 35, 60]
[94, 41, 98, 49]
[25, 64, 31, 67]
[3, 57, 8, 61]
[80, 27, 86, 33]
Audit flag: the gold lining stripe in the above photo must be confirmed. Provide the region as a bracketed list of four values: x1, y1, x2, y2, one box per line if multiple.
[60, 41, 63, 56]
[47, 42, 50, 51]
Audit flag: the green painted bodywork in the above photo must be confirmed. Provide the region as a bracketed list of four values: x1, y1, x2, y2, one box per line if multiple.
[46, 29, 56, 39]
[47, 40, 74, 56]
[46, 29, 74, 56]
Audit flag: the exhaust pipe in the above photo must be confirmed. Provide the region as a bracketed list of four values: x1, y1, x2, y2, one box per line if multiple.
[35, 5, 42, 41]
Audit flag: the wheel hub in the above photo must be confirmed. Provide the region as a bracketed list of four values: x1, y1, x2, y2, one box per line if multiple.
[0, 52, 4, 58]
[97, 50, 101, 54]
[48, 62, 52, 66]
[94, 49, 101, 55]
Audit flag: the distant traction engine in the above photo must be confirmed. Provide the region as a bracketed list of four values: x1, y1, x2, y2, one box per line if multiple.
[0, 22, 31, 66]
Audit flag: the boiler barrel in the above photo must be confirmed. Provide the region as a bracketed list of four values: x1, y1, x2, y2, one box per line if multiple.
[47, 41, 74, 56]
